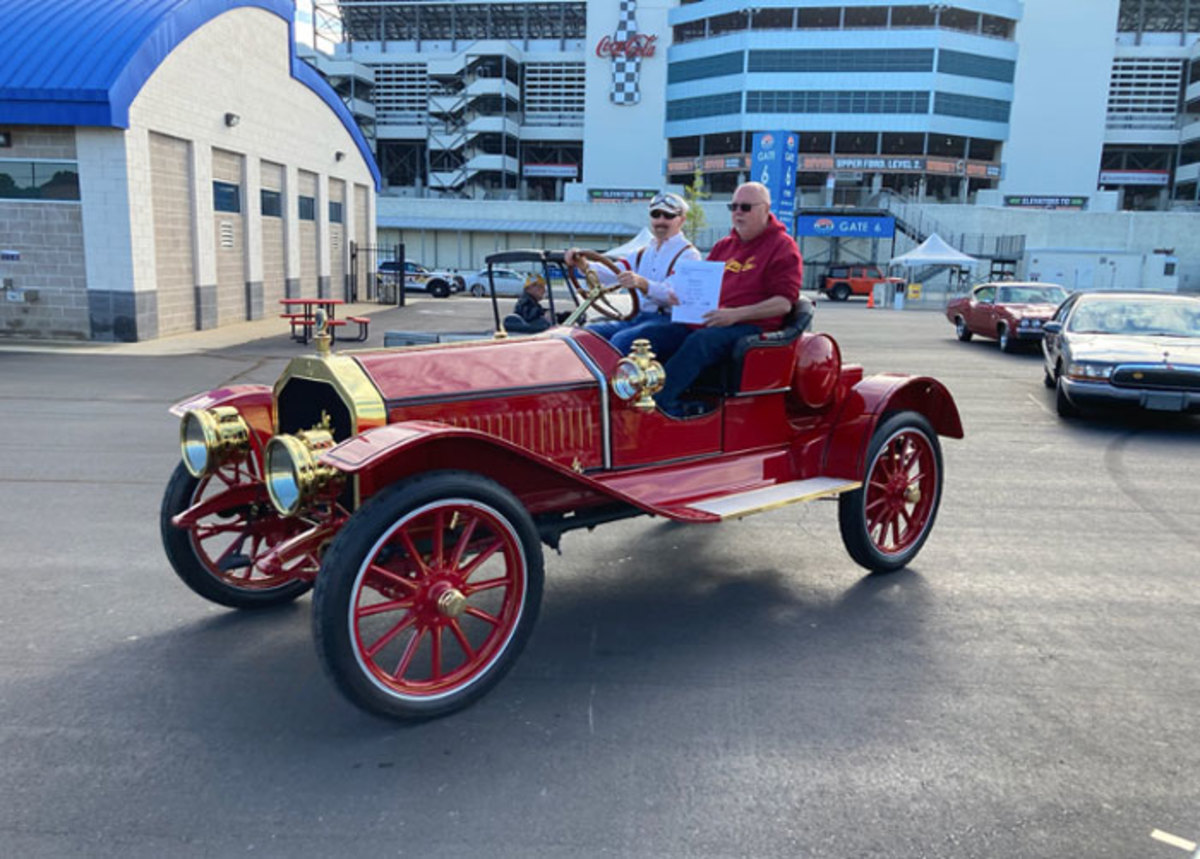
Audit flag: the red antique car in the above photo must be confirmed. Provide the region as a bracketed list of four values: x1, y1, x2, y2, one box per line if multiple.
[945, 281, 1068, 352]
[161, 251, 963, 721]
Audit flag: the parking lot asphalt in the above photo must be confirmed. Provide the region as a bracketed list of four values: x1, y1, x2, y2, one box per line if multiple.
[1, 295, 1198, 858]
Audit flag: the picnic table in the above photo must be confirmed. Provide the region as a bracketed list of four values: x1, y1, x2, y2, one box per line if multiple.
[279, 298, 370, 344]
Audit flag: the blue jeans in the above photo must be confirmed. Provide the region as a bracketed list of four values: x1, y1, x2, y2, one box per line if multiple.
[586, 310, 673, 354]
[641, 323, 761, 415]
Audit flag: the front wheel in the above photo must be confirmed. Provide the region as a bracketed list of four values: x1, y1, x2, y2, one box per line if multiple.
[838, 412, 943, 573]
[831, 283, 851, 301]
[430, 280, 451, 298]
[313, 472, 544, 720]
[1055, 370, 1079, 418]
[998, 324, 1015, 353]
[469, 283, 485, 298]
[160, 462, 315, 608]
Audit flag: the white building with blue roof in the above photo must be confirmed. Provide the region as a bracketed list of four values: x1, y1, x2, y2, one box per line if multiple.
[0, 0, 380, 342]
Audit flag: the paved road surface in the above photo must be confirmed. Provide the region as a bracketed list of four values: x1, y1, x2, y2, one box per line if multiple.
[2, 297, 1198, 857]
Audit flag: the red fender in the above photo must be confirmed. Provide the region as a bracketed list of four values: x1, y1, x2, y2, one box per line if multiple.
[821, 374, 963, 480]
[321, 421, 714, 522]
[168, 384, 275, 467]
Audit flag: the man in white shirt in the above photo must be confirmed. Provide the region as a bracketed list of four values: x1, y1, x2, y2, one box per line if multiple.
[565, 191, 701, 353]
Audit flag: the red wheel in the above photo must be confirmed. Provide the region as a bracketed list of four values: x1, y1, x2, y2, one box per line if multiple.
[161, 462, 316, 608]
[838, 412, 943, 573]
[314, 472, 543, 720]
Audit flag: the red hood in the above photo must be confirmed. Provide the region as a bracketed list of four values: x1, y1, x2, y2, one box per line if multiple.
[352, 332, 602, 403]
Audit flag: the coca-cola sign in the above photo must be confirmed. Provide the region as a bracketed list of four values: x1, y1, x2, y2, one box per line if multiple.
[595, 34, 658, 59]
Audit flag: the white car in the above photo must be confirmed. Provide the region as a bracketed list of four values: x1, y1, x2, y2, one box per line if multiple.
[466, 267, 530, 298]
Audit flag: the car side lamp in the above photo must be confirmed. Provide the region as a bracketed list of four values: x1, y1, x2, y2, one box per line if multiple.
[611, 339, 664, 411]
[180, 406, 250, 477]
[264, 426, 342, 517]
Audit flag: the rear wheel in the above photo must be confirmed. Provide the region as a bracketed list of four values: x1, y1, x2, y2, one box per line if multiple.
[831, 283, 851, 302]
[838, 412, 943, 573]
[160, 462, 315, 608]
[955, 317, 973, 342]
[313, 471, 544, 720]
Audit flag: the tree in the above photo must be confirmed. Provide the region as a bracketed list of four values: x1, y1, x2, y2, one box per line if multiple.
[683, 168, 710, 241]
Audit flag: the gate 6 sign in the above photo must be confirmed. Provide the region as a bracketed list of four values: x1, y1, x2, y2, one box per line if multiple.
[751, 131, 798, 224]
[598, 0, 658, 105]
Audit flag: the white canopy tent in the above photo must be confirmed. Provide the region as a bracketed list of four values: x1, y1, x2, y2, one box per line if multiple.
[889, 233, 979, 269]
[604, 227, 652, 260]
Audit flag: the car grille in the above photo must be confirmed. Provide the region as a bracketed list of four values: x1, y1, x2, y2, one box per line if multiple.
[1111, 364, 1200, 391]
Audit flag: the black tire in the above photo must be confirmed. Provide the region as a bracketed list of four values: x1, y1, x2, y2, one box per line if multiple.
[313, 471, 544, 721]
[428, 280, 450, 298]
[1055, 370, 1079, 418]
[452, 276, 466, 292]
[160, 462, 313, 609]
[1043, 366, 1055, 389]
[998, 324, 1016, 353]
[955, 316, 973, 342]
[831, 283, 851, 302]
[838, 412, 943, 574]
[469, 283, 485, 298]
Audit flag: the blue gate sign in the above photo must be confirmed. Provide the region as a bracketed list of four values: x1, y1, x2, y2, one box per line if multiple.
[750, 131, 797, 224]
[796, 215, 895, 238]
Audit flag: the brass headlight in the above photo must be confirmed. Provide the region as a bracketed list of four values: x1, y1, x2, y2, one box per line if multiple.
[264, 428, 342, 517]
[180, 406, 250, 477]
[611, 338, 664, 411]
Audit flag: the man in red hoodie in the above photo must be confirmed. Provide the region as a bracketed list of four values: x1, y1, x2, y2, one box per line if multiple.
[642, 181, 803, 417]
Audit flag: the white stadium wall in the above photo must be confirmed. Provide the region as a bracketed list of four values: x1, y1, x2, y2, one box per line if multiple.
[998, 0, 1121, 205]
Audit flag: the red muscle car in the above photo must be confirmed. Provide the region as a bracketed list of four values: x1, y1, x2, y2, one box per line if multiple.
[161, 251, 963, 721]
[946, 281, 1067, 352]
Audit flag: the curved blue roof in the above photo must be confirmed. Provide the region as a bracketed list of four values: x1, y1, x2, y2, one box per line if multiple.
[0, 0, 379, 188]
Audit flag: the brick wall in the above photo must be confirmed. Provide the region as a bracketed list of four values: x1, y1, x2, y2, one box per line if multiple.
[298, 169, 318, 297]
[260, 160, 286, 310]
[329, 177, 345, 298]
[1, 126, 76, 159]
[149, 132, 195, 335]
[0, 202, 89, 339]
[212, 148, 245, 324]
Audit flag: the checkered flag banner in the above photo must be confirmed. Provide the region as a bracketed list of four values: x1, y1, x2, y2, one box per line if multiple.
[611, 0, 640, 105]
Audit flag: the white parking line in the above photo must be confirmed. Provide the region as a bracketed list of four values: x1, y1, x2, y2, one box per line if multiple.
[1151, 829, 1198, 852]
[1026, 392, 1054, 416]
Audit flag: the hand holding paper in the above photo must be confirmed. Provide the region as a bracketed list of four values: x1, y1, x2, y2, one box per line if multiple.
[670, 260, 724, 325]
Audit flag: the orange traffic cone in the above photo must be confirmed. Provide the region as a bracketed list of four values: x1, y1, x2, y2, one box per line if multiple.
[866, 289, 874, 309]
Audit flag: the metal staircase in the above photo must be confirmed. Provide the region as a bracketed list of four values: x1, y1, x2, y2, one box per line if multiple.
[874, 190, 1026, 267]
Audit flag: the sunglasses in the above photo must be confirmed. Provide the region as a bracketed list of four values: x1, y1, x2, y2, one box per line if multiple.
[649, 210, 679, 220]
[727, 202, 765, 212]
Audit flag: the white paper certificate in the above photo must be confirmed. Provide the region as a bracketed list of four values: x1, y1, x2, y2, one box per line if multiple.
[670, 260, 725, 324]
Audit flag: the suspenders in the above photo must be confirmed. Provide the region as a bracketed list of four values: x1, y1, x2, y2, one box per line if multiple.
[634, 241, 695, 278]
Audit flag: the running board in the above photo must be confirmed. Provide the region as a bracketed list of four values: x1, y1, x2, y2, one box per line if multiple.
[681, 477, 862, 521]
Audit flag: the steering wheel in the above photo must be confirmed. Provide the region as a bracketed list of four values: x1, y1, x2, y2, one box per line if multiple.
[564, 250, 641, 323]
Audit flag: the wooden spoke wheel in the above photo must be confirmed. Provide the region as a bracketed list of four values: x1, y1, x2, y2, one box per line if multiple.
[160, 461, 316, 608]
[565, 249, 641, 322]
[838, 412, 943, 573]
[313, 471, 543, 720]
